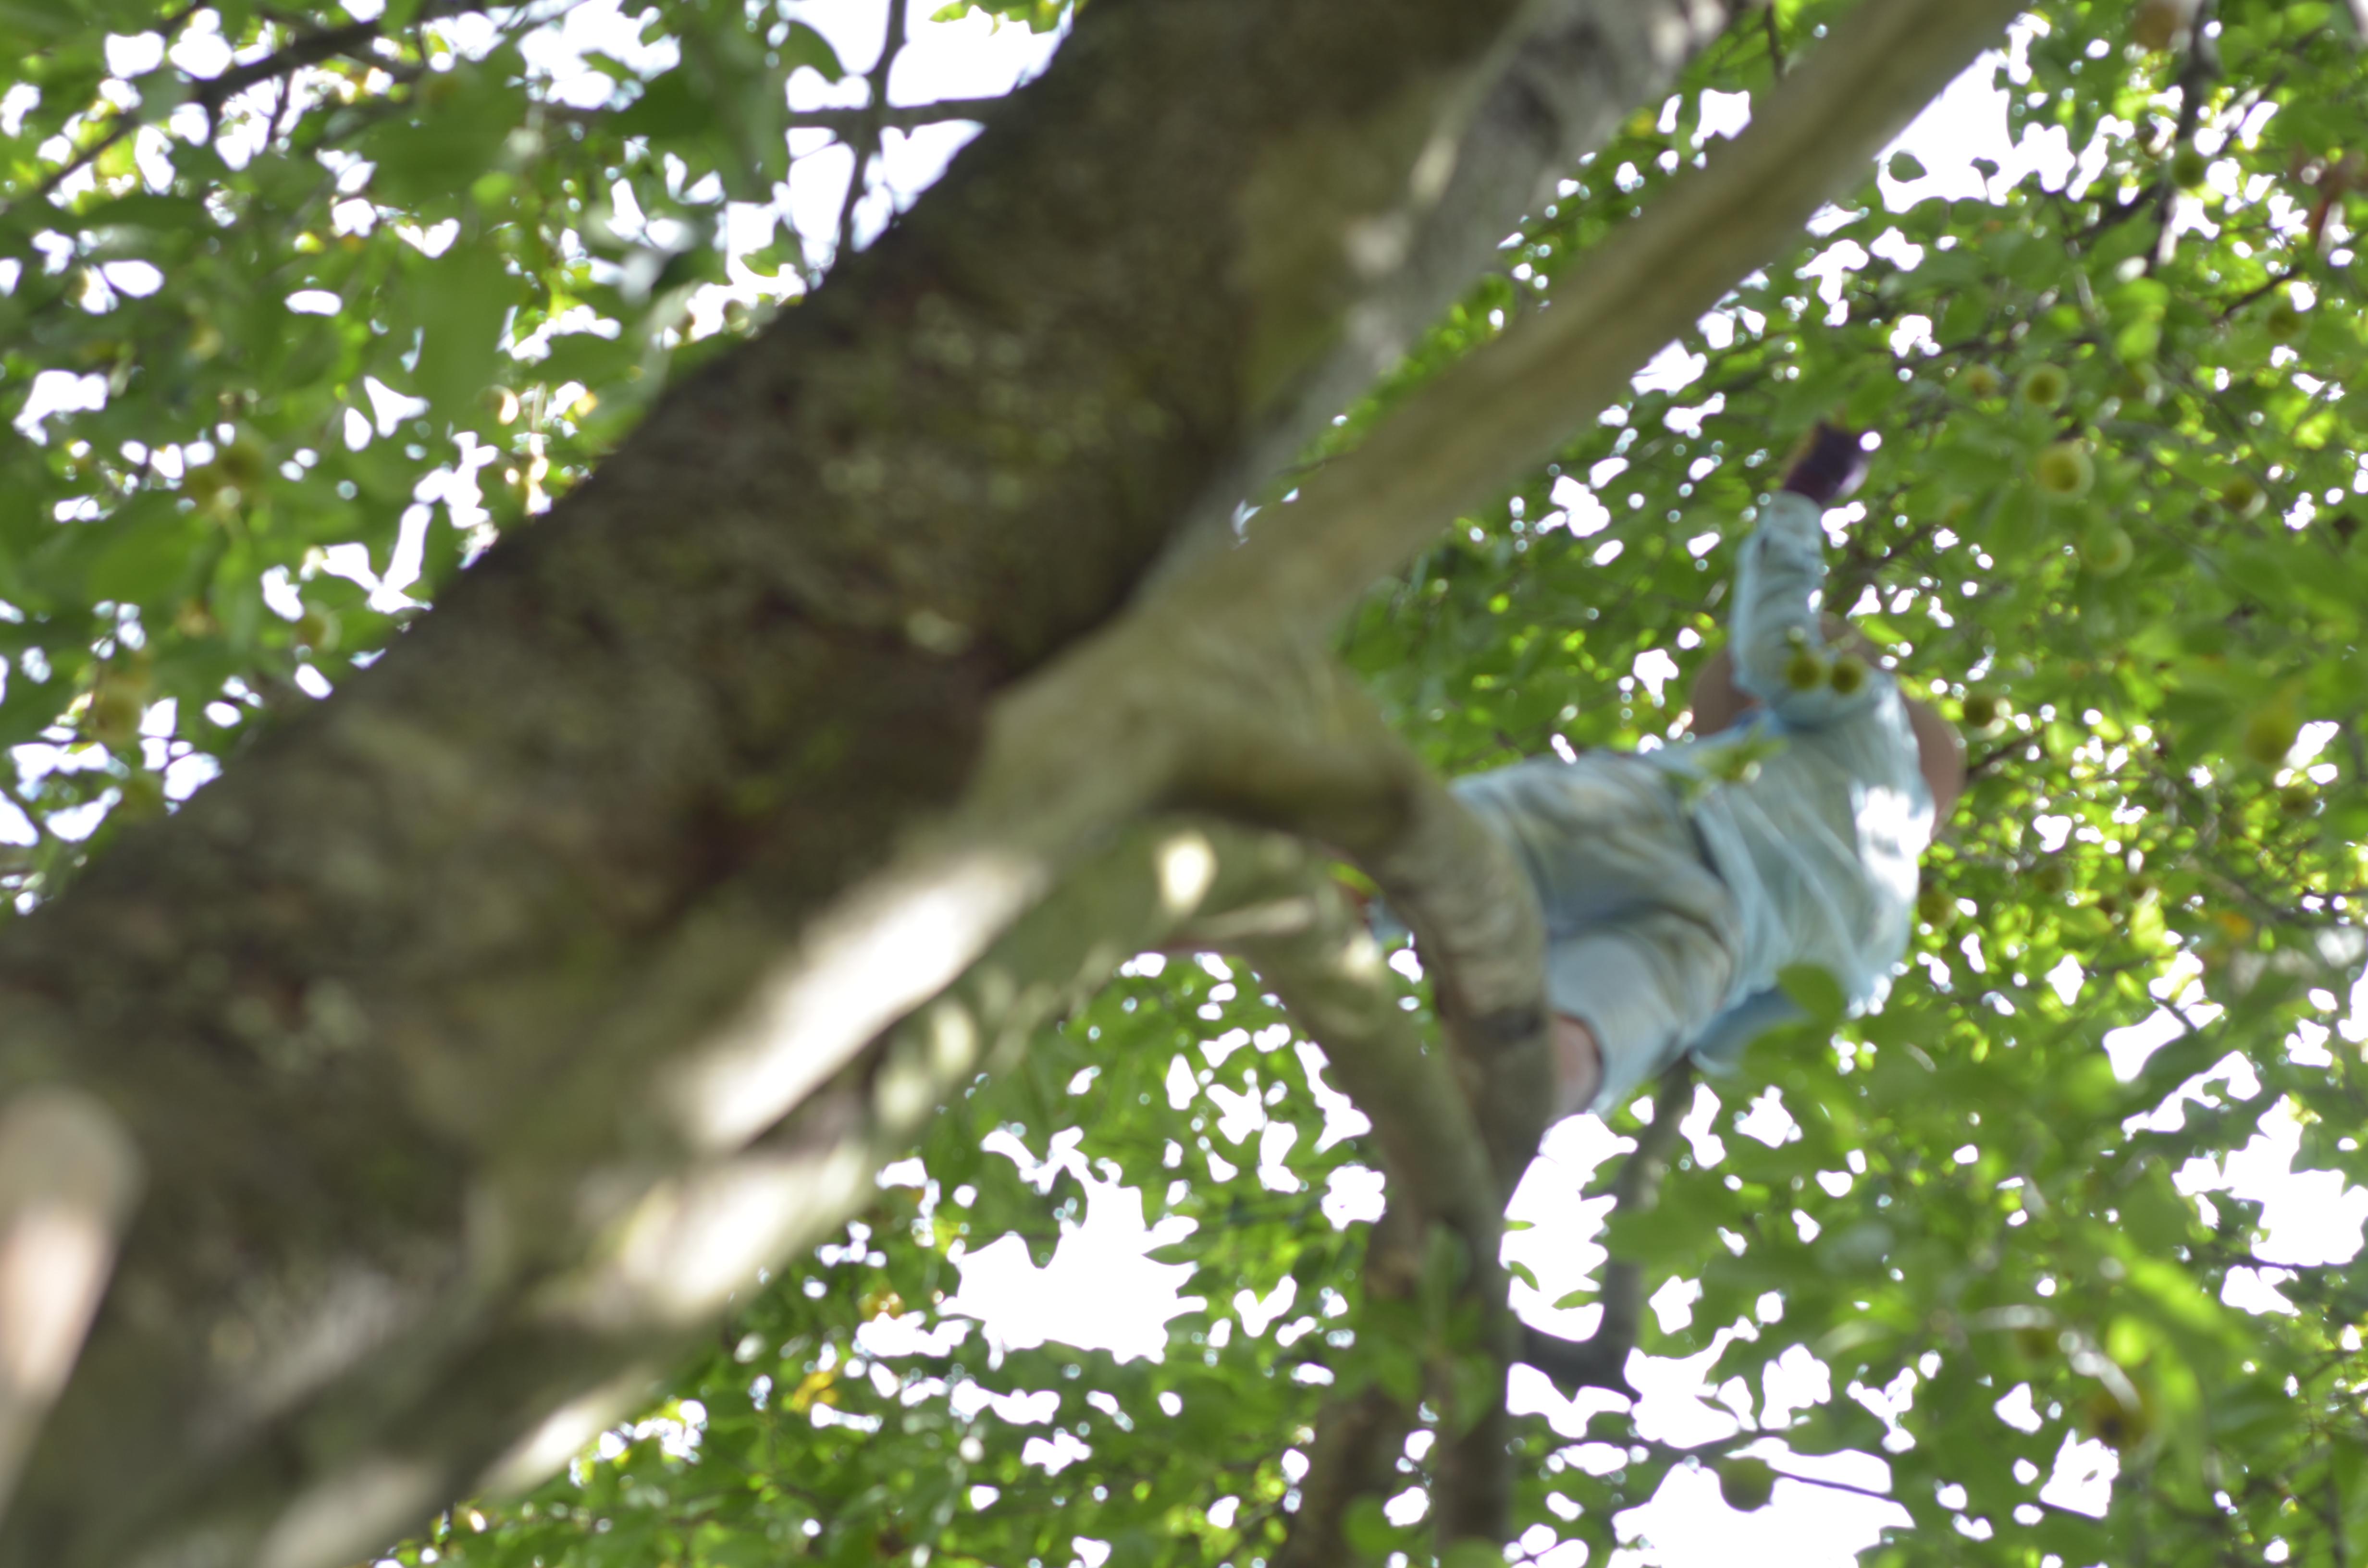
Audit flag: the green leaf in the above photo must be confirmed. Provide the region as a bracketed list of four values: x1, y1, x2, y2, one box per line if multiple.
[1775, 964, 1846, 1027]
[412, 243, 518, 430]
[1342, 1498, 1397, 1556]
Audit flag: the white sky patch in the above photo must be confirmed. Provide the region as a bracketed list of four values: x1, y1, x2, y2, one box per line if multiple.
[13, 369, 108, 441]
[1612, 1446, 1906, 1567]
[2179, 1099, 2368, 1270]
[1546, 473, 1615, 539]
[2043, 955, 2083, 1006]
[940, 1175, 1199, 1364]
[776, 0, 1067, 264]
[2038, 1432, 2118, 1518]
[2102, 1008, 2187, 1081]
[1633, 648, 1681, 703]
[1633, 339, 1708, 396]
[1733, 1087, 1800, 1148]
[1694, 87, 1751, 145]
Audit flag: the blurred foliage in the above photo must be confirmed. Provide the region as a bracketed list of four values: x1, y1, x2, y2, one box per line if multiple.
[0, 0, 825, 894]
[8, 0, 2368, 1566]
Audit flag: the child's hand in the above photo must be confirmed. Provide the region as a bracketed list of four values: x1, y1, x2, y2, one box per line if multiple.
[1780, 423, 1869, 505]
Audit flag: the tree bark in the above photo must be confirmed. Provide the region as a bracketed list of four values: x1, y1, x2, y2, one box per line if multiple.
[0, 3, 1736, 1564]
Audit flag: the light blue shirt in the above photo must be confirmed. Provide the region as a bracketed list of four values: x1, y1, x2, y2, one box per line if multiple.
[1641, 490, 1936, 1070]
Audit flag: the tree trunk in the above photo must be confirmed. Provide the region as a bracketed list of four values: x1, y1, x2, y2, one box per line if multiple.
[0, 3, 1733, 1564]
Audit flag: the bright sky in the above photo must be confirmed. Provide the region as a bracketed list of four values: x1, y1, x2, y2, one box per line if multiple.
[16, 5, 2368, 1562]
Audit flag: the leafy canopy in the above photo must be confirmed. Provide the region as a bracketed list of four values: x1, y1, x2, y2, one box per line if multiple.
[5, 0, 2368, 1565]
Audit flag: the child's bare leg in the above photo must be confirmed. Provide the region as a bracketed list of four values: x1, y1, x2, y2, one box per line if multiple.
[1553, 1014, 1603, 1117]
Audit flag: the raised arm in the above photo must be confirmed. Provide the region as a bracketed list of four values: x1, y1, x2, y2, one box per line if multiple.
[1727, 425, 1877, 724]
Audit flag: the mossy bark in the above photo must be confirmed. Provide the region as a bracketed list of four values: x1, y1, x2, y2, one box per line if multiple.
[0, 2, 1736, 1564]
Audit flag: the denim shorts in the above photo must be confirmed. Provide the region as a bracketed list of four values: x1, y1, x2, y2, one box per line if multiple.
[1449, 754, 1744, 1115]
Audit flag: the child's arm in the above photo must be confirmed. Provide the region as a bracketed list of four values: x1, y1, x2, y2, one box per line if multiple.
[1727, 426, 1880, 725]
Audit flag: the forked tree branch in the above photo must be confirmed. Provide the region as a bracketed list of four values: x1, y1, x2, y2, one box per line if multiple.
[0, 0, 2022, 1559]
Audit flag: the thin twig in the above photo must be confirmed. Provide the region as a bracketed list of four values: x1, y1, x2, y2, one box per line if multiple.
[545, 95, 1010, 139]
[792, 97, 1011, 136]
[0, 0, 483, 221]
[835, 0, 911, 267]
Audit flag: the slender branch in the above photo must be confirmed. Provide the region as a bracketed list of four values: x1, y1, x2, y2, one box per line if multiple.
[1270, 1309, 1417, 1568]
[835, 0, 911, 266]
[1, 0, 487, 220]
[2218, 263, 2298, 321]
[786, 98, 1012, 136]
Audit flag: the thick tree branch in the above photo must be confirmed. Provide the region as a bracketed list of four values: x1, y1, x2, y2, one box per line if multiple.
[9, 1, 1626, 1555]
[1148, 0, 2029, 636]
[0, 0, 1966, 1561]
[1181, 700, 1552, 1549]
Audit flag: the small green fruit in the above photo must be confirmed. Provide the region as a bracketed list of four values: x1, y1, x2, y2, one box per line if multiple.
[295, 609, 339, 653]
[1960, 365, 2005, 400]
[1916, 885, 1955, 928]
[1785, 649, 1828, 691]
[1716, 1457, 1778, 1513]
[217, 435, 271, 492]
[82, 665, 152, 749]
[2169, 145, 2210, 191]
[2033, 861, 2069, 897]
[1828, 652, 1868, 695]
[114, 772, 166, 823]
[2264, 300, 2305, 343]
[1961, 692, 2001, 729]
[182, 463, 231, 513]
[2080, 521, 2135, 576]
[84, 689, 143, 748]
[2018, 364, 2071, 409]
[2280, 783, 2318, 816]
[2133, 0, 2190, 48]
[2242, 706, 2299, 767]
[2034, 439, 2096, 499]
[2220, 474, 2267, 518]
